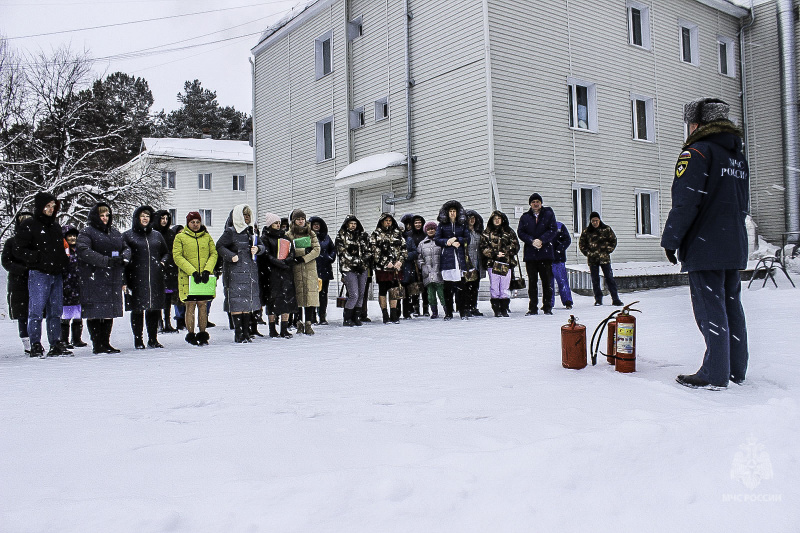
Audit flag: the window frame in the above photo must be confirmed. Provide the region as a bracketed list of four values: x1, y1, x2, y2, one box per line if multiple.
[349, 106, 365, 130]
[161, 170, 176, 189]
[314, 30, 334, 80]
[717, 36, 736, 77]
[232, 174, 246, 191]
[315, 116, 335, 163]
[572, 183, 602, 235]
[198, 172, 212, 191]
[168, 209, 177, 225]
[567, 77, 598, 133]
[630, 92, 655, 142]
[679, 20, 699, 65]
[200, 209, 212, 227]
[634, 188, 660, 237]
[374, 96, 389, 122]
[626, 1, 651, 50]
[348, 15, 363, 41]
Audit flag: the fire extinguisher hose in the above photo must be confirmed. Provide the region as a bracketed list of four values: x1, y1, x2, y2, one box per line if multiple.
[589, 302, 641, 366]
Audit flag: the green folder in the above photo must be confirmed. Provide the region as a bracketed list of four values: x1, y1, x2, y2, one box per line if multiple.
[293, 236, 312, 249]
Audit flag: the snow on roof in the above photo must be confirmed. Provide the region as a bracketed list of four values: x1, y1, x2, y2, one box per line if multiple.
[335, 152, 407, 181]
[254, 0, 323, 51]
[141, 138, 253, 164]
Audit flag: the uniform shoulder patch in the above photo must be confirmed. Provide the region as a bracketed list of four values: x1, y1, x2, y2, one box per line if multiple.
[679, 150, 692, 159]
[675, 159, 690, 178]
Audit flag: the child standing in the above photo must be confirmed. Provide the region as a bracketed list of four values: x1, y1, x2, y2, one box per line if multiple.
[417, 221, 445, 319]
[61, 225, 86, 348]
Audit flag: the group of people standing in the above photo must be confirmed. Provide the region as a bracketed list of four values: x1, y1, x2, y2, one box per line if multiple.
[3, 192, 628, 355]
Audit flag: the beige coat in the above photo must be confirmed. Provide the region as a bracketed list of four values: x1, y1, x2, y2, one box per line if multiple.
[287, 224, 321, 307]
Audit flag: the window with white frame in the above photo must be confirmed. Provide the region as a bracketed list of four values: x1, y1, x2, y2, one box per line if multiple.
[635, 189, 659, 236]
[630, 93, 655, 142]
[232, 174, 246, 191]
[198, 173, 212, 190]
[161, 170, 176, 189]
[572, 184, 602, 234]
[315, 116, 335, 162]
[200, 209, 212, 227]
[718, 36, 735, 77]
[375, 96, 389, 122]
[679, 21, 699, 65]
[168, 209, 177, 224]
[349, 106, 365, 130]
[314, 30, 333, 80]
[567, 78, 598, 132]
[348, 16, 363, 41]
[627, 1, 651, 49]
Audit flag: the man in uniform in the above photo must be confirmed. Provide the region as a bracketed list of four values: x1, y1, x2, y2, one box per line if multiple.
[661, 98, 750, 389]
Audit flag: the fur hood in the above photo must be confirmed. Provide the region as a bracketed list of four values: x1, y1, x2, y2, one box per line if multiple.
[485, 210, 511, 232]
[309, 216, 329, 239]
[339, 214, 364, 234]
[375, 212, 400, 232]
[88, 202, 114, 232]
[437, 200, 467, 225]
[683, 120, 743, 150]
[465, 209, 484, 233]
[153, 209, 172, 236]
[131, 205, 155, 234]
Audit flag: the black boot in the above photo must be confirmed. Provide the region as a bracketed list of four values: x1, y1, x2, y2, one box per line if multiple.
[352, 310, 363, 326]
[318, 310, 328, 326]
[309, 308, 318, 325]
[176, 315, 186, 331]
[268, 321, 279, 338]
[134, 336, 146, 350]
[233, 315, 245, 343]
[61, 321, 74, 349]
[87, 320, 101, 354]
[342, 308, 354, 327]
[382, 308, 390, 324]
[71, 320, 88, 347]
[249, 313, 263, 338]
[185, 331, 198, 345]
[501, 299, 510, 317]
[196, 331, 210, 346]
[104, 320, 121, 353]
[279, 321, 293, 338]
[145, 311, 162, 348]
[162, 308, 176, 333]
[242, 313, 253, 342]
[360, 309, 372, 323]
[390, 307, 401, 324]
[491, 298, 500, 317]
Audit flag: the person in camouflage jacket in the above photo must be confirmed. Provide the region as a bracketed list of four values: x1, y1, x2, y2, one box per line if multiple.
[370, 213, 407, 323]
[335, 214, 372, 326]
[578, 212, 623, 306]
[479, 210, 520, 317]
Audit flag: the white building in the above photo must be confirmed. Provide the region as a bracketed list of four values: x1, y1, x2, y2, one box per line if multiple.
[131, 138, 256, 241]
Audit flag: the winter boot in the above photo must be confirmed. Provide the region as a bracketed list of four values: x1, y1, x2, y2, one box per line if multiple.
[342, 308, 355, 327]
[491, 298, 500, 317]
[228, 313, 235, 330]
[402, 298, 412, 319]
[61, 321, 74, 349]
[147, 338, 164, 349]
[279, 321, 293, 338]
[413, 296, 421, 317]
[310, 308, 318, 325]
[381, 308, 390, 324]
[103, 321, 121, 353]
[390, 307, 401, 324]
[471, 306, 484, 317]
[233, 315, 245, 343]
[87, 321, 101, 354]
[196, 331, 210, 346]
[295, 321, 305, 335]
[360, 310, 372, 323]
[185, 332, 198, 346]
[318, 310, 328, 326]
[176, 315, 186, 331]
[22, 337, 31, 356]
[430, 302, 439, 319]
[304, 321, 315, 336]
[30, 342, 45, 358]
[71, 321, 87, 347]
[352, 310, 363, 326]
[242, 314, 254, 342]
[268, 321, 279, 338]
[249, 313, 264, 337]
[501, 299, 510, 317]
[134, 336, 146, 350]
[162, 309, 177, 333]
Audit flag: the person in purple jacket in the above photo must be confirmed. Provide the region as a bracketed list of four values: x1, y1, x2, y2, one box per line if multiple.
[517, 193, 558, 315]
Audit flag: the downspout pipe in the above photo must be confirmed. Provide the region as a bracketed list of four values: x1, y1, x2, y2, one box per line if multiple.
[249, 57, 258, 218]
[738, 2, 755, 167]
[777, 0, 800, 241]
[385, 0, 414, 205]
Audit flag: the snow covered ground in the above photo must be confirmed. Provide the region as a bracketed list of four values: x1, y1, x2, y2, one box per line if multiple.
[1, 277, 798, 532]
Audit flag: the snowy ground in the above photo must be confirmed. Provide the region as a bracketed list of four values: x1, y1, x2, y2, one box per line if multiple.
[1, 276, 798, 533]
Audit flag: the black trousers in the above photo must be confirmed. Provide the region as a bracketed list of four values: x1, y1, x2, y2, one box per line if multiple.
[130, 309, 160, 340]
[525, 260, 553, 312]
[443, 280, 464, 317]
[590, 263, 620, 304]
[318, 279, 330, 319]
[463, 279, 480, 310]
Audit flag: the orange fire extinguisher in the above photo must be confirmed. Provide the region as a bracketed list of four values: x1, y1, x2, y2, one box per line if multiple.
[590, 301, 640, 372]
[561, 315, 587, 369]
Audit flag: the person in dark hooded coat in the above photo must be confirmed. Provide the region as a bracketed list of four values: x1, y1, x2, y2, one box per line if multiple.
[123, 205, 169, 349]
[14, 192, 72, 357]
[76, 202, 130, 354]
[216, 204, 265, 343]
[400, 214, 426, 319]
[259, 212, 296, 338]
[2, 211, 33, 354]
[310, 216, 336, 325]
[434, 200, 471, 320]
[517, 193, 558, 315]
[153, 209, 178, 332]
[61, 225, 87, 349]
[464, 209, 486, 317]
[370, 213, 408, 324]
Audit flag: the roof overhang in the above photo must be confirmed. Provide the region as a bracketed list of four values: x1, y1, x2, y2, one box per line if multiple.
[334, 152, 407, 189]
[695, 0, 750, 18]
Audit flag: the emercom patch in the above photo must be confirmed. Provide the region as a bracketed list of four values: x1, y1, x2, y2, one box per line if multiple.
[679, 150, 692, 159]
[675, 158, 690, 178]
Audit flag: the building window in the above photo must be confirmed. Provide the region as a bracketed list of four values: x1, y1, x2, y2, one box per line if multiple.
[161, 170, 176, 189]
[572, 184, 601, 234]
[718, 36, 735, 77]
[315, 30, 333, 80]
[200, 209, 212, 227]
[630, 93, 655, 142]
[232, 174, 246, 191]
[679, 21, 698, 65]
[567, 78, 598, 132]
[635, 189, 659, 236]
[168, 209, 177, 224]
[349, 106, 365, 130]
[315, 116, 335, 162]
[348, 16, 363, 41]
[627, 1, 651, 49]
[198, 173, 212, 190]
[375, 96, 389, 122]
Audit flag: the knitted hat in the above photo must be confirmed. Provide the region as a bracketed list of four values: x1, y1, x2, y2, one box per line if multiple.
[529, 193, 543, 204]
[589, 211, 601, 221]
[683, 98, 730, 124]
[290, 209, 306, 222]
[186, 211, 202, 223]
[423, 221, 437, 232]
[263, 212, 280, 229]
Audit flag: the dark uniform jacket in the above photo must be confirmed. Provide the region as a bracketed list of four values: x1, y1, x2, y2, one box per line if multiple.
[661, 120, 749, 272]
[553, 221, 572, 264]
[309, 217, 337, 281]
[518, 206, 557, 262]
[153, 210, 179, 293]
[14, 192, 69, 275]
[123, 206, 169, 311]
[2, 211, 34, 319]
[258, 226, 297, 315]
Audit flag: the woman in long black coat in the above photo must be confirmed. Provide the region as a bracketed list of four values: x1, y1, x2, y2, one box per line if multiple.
[123, 206, 169, 349]
[1, 211, 33, 354]
[309, 216, 336, 325]
[153, 209, 178, 332]
[259, 213, 296, 338]
[76, 202, 130, 354]
[434, 200, 471, 320]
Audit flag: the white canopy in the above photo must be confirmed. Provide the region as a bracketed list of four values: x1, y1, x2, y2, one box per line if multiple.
[334, 152, 407, 189]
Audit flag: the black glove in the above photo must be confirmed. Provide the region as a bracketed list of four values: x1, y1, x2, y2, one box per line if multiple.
[201, 270, 210, 283]
[192, 271, 202, 284]
[294, 256, 305, 264]
[664, 249, 678, 265]
[108, 255, 123, 268]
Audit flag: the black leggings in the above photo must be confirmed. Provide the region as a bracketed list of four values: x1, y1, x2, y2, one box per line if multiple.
[378, 280, 396, 297]
[17, 317, 28, 338]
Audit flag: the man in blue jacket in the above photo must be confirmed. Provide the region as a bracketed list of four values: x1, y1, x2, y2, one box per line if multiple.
[661, 98, 749, 389]
[518, 193, 558, 315]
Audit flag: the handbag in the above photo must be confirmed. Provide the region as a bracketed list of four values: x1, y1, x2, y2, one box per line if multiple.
[406, 263, 423, 296]
[336, 283, 348, 308]
[388, 281, 405, 301]
[492, 261, 510, 276]
[463, 247, 480, 282]
[509, 261, 526, 291]
[188, 274, 217, 297]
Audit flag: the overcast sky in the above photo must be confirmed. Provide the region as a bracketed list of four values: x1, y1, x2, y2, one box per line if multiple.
[1, 0, 301, 114]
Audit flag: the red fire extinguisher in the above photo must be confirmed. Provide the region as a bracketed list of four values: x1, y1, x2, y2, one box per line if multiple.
[561, 315, 587, 369]
[590, 301, 640, 372]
